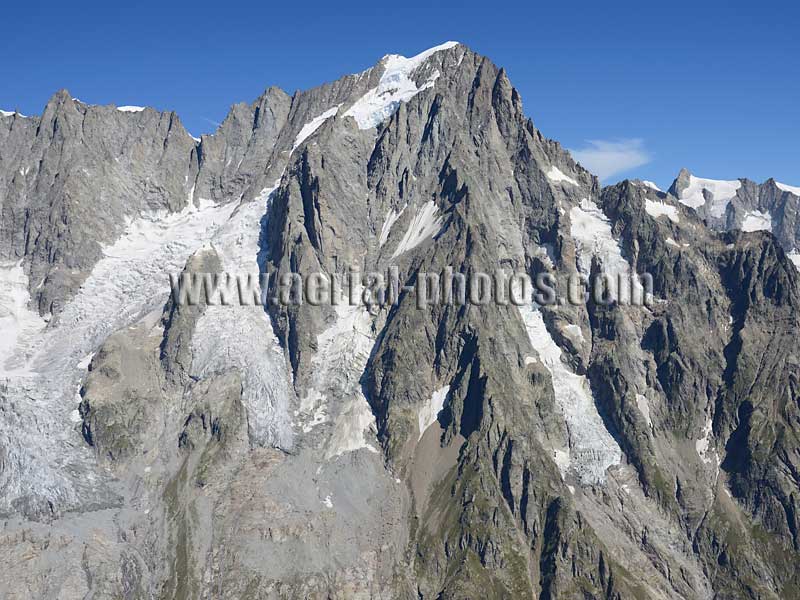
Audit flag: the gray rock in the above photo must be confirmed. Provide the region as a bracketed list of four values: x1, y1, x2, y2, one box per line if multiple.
[1, 41, 799, 599]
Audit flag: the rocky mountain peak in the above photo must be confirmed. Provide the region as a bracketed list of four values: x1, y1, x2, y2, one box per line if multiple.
[1, 42, 800, 599]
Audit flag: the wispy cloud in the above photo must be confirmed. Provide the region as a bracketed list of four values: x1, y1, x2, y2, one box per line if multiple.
[569, 139, 651, 181]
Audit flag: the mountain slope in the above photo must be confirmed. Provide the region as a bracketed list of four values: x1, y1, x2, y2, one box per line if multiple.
[1, 43, 799, 599]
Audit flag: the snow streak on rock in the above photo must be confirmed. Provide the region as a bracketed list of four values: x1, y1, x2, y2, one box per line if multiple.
[390, 201, 443, 259]
[570, 198, 644, 302]
[570, 198, 623, 277]
[636, 394, 653, 428]
[292, 106, 340, 152]
[546, 166, 579, 187]
[379, 206, 405, 247]
[535, 244, 556, 268]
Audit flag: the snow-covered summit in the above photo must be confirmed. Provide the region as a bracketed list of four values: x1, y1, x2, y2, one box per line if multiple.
[379, 41, 461, 70]
[344, 41, 460, 130]
[674, 171, 741, 217]
[667, 170, 800, 270]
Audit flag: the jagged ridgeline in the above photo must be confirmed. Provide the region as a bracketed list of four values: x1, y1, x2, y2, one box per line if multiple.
[1, 42, 800, 599]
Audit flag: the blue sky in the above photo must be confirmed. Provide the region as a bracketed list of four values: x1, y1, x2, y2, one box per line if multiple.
[1, 0, 797, 189]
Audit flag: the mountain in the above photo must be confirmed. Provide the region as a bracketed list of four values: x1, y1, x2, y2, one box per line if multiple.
[1, 42, 800, 599]
[669, 168, 800, 267]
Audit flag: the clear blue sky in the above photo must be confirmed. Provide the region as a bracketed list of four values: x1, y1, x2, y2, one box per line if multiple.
[2, 0, 797, 190]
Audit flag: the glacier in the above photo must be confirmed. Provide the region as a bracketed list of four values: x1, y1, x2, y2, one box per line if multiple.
[0, 196, 266, 515]
[677, 174, 741, 217]
[515, 282, 622, 485]
[190, 184, 293, 450]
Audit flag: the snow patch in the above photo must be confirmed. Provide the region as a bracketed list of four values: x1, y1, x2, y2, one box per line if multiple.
[641, 180, 662, 192]
[0, 261, 46, 375]
[116, 105, 145, 113]
[636, 394, 652, 428]
[344, 42, 458, 129]
[562, 323, 584, 345]
[418, 385, 450, 440]
[379, 206, 405, 247]
[76, 352, 95, 371]
[678, 175, 740, 218]
[776, 181, 800, 196]
[552, 449, 570, 472]
[741, 210, 772, 232]
[665, 237, 680, 248]
[546, 166, 579, 187]
[788, 250, 800, 270]
[391, 201, 444, 259]
[696, 417, 714, 464]
[321, 494, 333, 508]
[515, 282, 621, 484]
[535, 244, 556, 268]
[302, 404, 327, 433]
[292, 105, 340, 152]
[645, 199, 680, 223]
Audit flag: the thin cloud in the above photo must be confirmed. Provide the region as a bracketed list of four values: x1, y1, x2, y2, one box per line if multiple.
[569, 139, 651, 181]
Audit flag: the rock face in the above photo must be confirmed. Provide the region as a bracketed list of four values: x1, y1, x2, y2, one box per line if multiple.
[1, 42, 800, 598]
